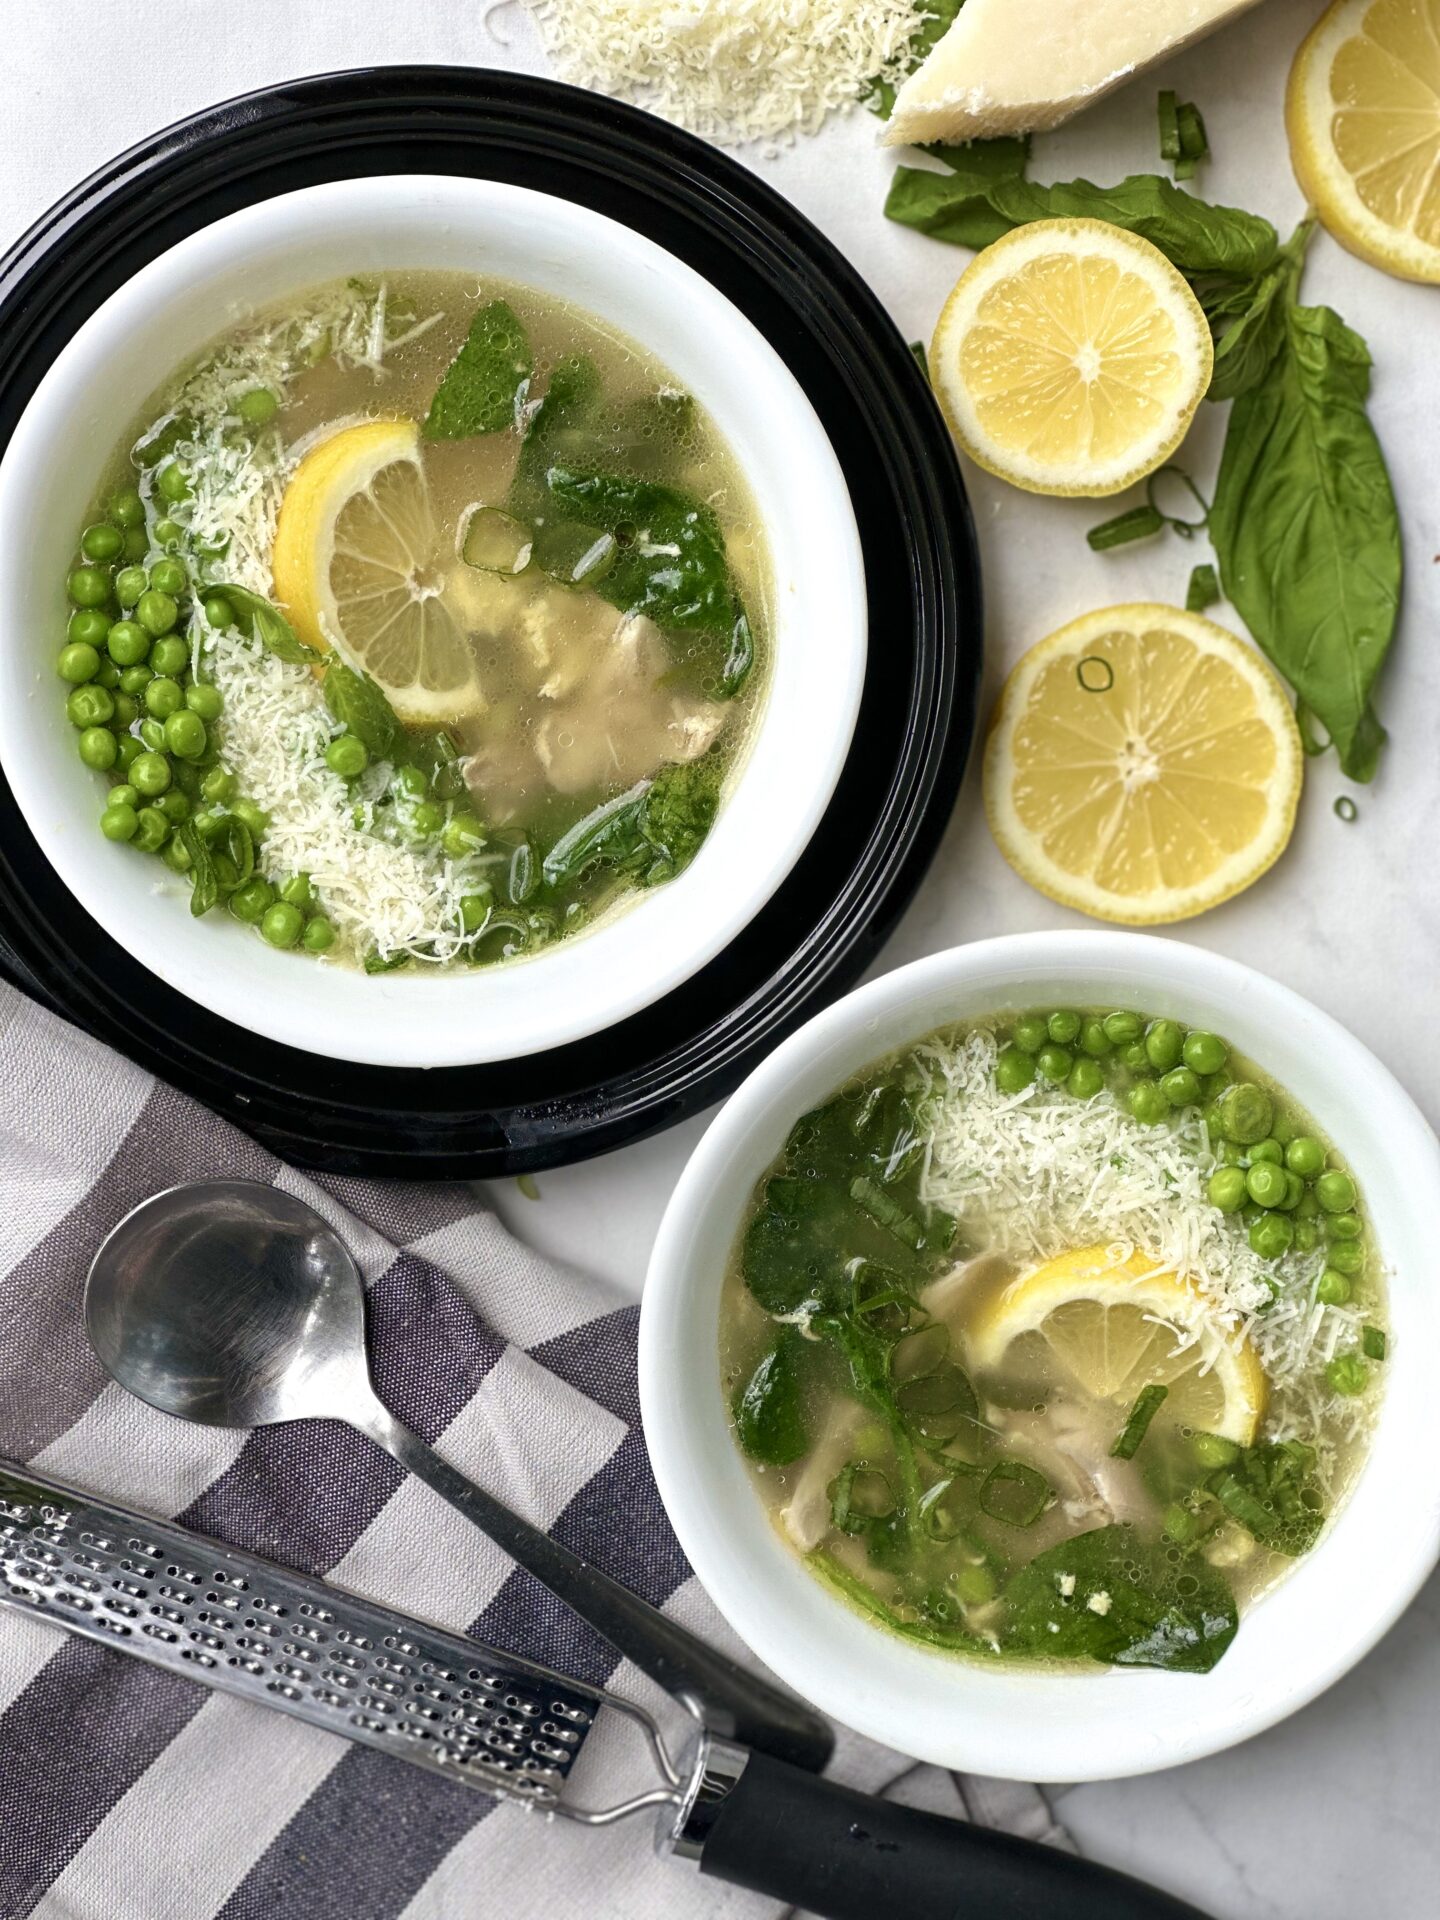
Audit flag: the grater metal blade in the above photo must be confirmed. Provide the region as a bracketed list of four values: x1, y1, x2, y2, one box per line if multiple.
[0, 1461, 633, 1815]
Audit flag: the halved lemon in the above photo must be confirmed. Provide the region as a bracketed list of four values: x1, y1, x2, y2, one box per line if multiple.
[983, 605, 1303, 924]
[928, 219, 1213, 498]
[968, 1246, 1267, 1445]
[1287, 0, 1440, 285]
[271, 418, 484, 726]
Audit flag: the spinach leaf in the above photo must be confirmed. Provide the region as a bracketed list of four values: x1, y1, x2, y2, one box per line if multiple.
[512, 354, 602, 505]
[741, 1176, 857, 1315]
[637, 752, 723, 881]
[1002, 1525, 1239, 1673]
[733, 1332, 811, 1465]
[323, 662, 402, 761]
[423, 301, 533, 441]
[867, 0, 964, 118]
[1209, 298, 1401, 781]
[1208, 1440, 1325, 1556]
[886, 168, 1280, 281]
[212, 583, 317, 665]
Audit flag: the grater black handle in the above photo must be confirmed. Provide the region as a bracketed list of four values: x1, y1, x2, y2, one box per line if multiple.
[696, 1750, 1214, 1920]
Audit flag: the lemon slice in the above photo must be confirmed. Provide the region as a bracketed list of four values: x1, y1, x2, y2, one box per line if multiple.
[928, 219, 1213, 498]
[969, 1245, 1267, 1445]
[1287, 0, 1440, 285]
[271, 419, 484, 726]
[983, 604, 1303, 924]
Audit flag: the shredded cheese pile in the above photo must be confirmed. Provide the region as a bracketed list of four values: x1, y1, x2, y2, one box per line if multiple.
[913, 1028, 1372, 1450]
[522, 0, 930, 145]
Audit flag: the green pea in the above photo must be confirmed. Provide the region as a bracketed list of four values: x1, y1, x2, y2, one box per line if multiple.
[232, 799, 269, 836]
[1296, 1188, 1320, 1219]
[1248, 1210, 1293, 1260]
[164, 709, 207, 760]
[149, 557, 187, 597]
[1282, 1136, 1322, 1177]
[136, 589, 178, 637]
[1102, 1011, 1142, 1045]
[1247, 1140, 1281, 1166]
[132, 806, 170, 852]
[1328, 1211, 1362, 1241]
[150, 635, 189, 677]
[1276, 1170, 1306, 1211]
[108, 486, 145, 529]
[137, 716, 165, 749]
[1217, 1082, 1273, 1145]
[1191, 1432, 1238, 1469]
[1217, 1140, 1248, 1166]
[1047, 1010, 1081, 1045]
[229, 878, 275, 924]
[1207, 1166, 1248, 1213]
[144, 677, 184, 720]
[122, 527, 149, 563]
[1128, 1083, 1170, 1126]
[1315, 1169, 1357, 1213]
[203, 595, 235, 630]
[1246, 1161, 1289, 1209]
[260, 901, 305, 949]
[1268, 1111, 1295, 1146]
[192, 809, 226, 842]
[1036, 1045, 1072, 1084]
[324, 734, 368, 778]
[995, 1045, 1036, 1094]
[200, 766, 237, 804]
[1118, 1040, 1151, 1075]
[81, 522, 124, 563]
[185, 682, 223, 721]
[1294, 1219, 1319, 1253]
[301, 914, 335, 953]
[1078, 1018, 1112, 1058]
[1160, 1066, 1201, 1108]
[237, 386, 280, 427]
[115, 734, 144, 773]
[441, 813, 486, 859]
[411, 801, 444, 836]
[1198, 1070, 1230, 1100]
[1326, 1354, 1367, 1398]
[57, 641, 101, 683]
[100, 802, 139, 843]
[107, 619, 150, 666]
[1144, 1019, 1184, 1072]
[1326, 1239, 1364, 1276]
[279, 873, 312, 908]
[95, 658, 121, 690]
[153, 517, 185, 549]
[1181, 1030, 1228, 1075]
[77, 726, 118, 771]
[1067, 1057, 1105, 1099]
[129, 751, 172, 797]
[155, 461, 191, 504]
[162, 835, 193, 875]
[66, 684, 114, 728]
[1316, 1269, 1352, 1306]
[107, 782, 138, 809]
[67, 565, 113, 609]
[158, 790, 191, 823]
[1012, 1014, 1048, 1054]
[459, 889, 493, 932]
[392, 764, 427, 800]
[68, 608, 111, 648]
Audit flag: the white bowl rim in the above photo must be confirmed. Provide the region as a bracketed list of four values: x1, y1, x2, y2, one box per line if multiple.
[0, 175, 866, 1068]
[640, 929, 1440, 1780]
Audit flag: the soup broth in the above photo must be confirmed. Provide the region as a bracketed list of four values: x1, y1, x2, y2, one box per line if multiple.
[60, 272, 769, 970]
[720, 1010, 1386, 1673]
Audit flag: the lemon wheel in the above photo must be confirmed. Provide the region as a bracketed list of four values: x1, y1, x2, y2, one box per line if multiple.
[928, 219, 1213, 498]
[983, 604, 1303, 924]
[968, 1246, 1267, 1445]
[1288, 0, 1440, 285]
[271, 419, 485, 726]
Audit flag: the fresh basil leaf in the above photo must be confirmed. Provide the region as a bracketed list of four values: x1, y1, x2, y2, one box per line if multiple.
[1210, 300, 1400, 782]
[884, 163, 1024, 250]
[867, 0, 964, 118]
[212, 583, 317, 664]
[1200, 220, 1310, 403]
[323, 662, 402, 761]
[733, 1332, 811, 1465]
[927, 133, 1030, 181]
[423, 300, 533, 441]
[1002, 1524, 1239, 1673]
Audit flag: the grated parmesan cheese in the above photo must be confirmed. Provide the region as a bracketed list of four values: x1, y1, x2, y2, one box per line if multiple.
[912, 1028, 1380, 1469]
[522, 0, 931, 145]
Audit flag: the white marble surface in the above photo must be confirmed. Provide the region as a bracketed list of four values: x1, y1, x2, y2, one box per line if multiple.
[5, 1, 1438, 1912]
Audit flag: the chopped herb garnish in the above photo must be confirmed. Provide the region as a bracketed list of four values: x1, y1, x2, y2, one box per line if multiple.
[1111, 1383, 1169, 1460]
[1186, 563, 1221, 612]
[1362, 1325, 1387, 1361]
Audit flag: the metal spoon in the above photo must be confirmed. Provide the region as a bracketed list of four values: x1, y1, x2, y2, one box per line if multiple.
[84, 1178, 833, 1772]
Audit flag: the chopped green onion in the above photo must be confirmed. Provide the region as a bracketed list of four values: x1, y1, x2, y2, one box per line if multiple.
[1157, 89, 1181, 162]
[1110, 1383, 1169, 1460]
[1209, 1471, 1272, 1536]
[895, 1362, 979, 1443]
[1186, 563, 1220, 612]
[829, 1462, 895, 1533]
[461, 505, 533, 575]
[1334, 795, 1359, 823]
[1362, 1325, 1387, 1361]
[1086, 504, 1164, 551]
[1175, 103, 1211, 181]
[516, 1173, 541, 1201]
[850, 1175, 929, 1251]
[979, 1459, 1051, 1527]
[909, 340, 930, 382]
[1077, 655, 1115, 693]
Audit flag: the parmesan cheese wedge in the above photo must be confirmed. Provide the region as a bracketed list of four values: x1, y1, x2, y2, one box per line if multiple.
[884, 0, 1268, 146]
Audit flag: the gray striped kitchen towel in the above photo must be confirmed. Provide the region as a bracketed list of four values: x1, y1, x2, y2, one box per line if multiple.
[0, 980, 1072, 1919]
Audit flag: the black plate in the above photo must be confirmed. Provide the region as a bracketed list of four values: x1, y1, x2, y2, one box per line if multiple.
[0, 67, 981, 1176]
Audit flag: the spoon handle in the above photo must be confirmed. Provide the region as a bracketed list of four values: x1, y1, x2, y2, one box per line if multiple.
[356, 1400, 835, 1774]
